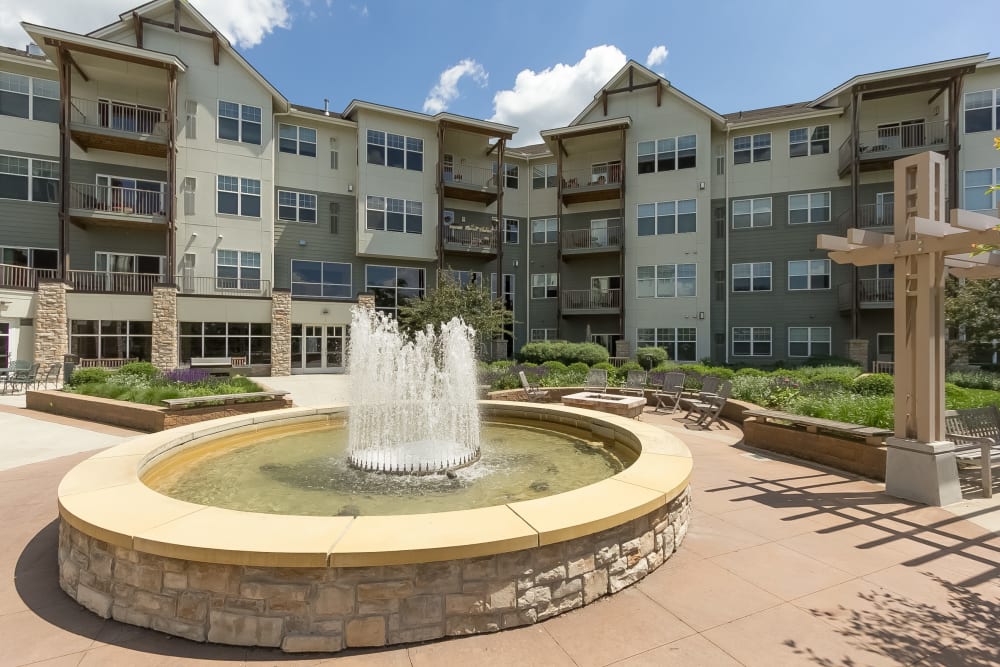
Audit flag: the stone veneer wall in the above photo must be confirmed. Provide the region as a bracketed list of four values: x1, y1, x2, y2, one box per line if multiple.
[845, 339, 869, 369]
[33, 279, 69, 368]
[270, 289, 291, 377]
[151, 285, 178, 372]
[59, 488, 690, 653]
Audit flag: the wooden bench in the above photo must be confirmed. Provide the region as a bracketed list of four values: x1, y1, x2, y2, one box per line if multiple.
[190, 356, 237, 376]
[161, 390, 289, 411]
[743, 409, 891, 445]
[945, 407, 1000, 498]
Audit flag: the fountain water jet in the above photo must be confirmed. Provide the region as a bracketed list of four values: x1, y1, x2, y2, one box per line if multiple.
[346, 307, 481, 473]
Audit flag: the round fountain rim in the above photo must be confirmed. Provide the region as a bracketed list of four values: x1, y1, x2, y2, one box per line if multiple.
[57, 401, 692, 568]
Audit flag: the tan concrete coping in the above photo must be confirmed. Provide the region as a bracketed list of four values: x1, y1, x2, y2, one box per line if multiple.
[57, 402, 692, 568]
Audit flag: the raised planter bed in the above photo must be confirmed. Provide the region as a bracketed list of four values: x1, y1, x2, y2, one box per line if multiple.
[26, 390, 293, 432]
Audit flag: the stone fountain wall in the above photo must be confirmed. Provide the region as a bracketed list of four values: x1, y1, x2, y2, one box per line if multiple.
[58, 488, 690, 653]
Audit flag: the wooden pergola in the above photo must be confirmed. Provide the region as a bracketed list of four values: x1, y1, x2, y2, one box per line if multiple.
[817, 151, 1000, 504]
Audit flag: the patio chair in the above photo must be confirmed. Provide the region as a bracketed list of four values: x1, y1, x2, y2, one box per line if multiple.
[685, 381, 732, 430]
[621, 370, 647, 397]
[945, 407, 1000, 498]
[654, 371, 687, 413]
[36, 362, 62, 389]
[1, 360, 31, 393]
[7, 362, 40, 394]
[519, 371, 549, 402]
[698, 375, 723, 397]
[585, 369, 608, 392]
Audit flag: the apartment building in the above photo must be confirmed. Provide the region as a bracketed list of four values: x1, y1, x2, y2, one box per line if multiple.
[0, 0, 997, 375]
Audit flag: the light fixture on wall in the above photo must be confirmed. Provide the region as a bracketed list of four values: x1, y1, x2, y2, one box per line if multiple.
[347, 184, 353, 192]
[217, 234, 224, 240]
[191, 232, 198, 238]
[298, 240, 307, 246]
[698, 312, 705, 320]
[699, 181, 706, 190]
[0, 300, 9, 314]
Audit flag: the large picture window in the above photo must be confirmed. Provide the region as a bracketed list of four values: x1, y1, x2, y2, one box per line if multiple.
[217, 176, 261, 217]
[0, 71, 58, 122]
[179, 321, 271, 365]
[365, 265, 425, 316]
[732, 327, 771, 357]
[0, 155, 58, 202]
[217, 101, 261, 145]
[637, 327, 697, 362]
[637, 264, 696, 298]
[366, 129, 422, 170]
[964, 89, 999, 133]
[291, 260, 351, 298]
[366, 196, 422, 233]
[70, 320, 152, 361]
[788, 327, 831, 357]
[637, 200, 696, 236]
[637, 134, 696, 174]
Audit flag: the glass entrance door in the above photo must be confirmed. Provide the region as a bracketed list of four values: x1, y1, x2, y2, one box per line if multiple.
[291, 324, 347, 373]
[0, 322, 10, 368]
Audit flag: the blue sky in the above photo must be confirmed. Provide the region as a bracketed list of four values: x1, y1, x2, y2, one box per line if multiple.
[3, 0, 995, 145]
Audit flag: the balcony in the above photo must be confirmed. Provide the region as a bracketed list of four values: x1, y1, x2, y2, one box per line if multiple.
[561, 288, 621, 315]
[441, 164, 499, 205]
[561, 165, 622, 206]
[838, 120, 949, 176]
[442, 227, 497, 257]
[0, 264, 58, 290]
[836, 202, 895, 233]
[177, 276, 272, 298]
[68, 182, 166, 230]
[838, 278, 894, 311]
[70, 97, 169, 157]
[69, 270, 161, 295]
[562, 225, 622, 258]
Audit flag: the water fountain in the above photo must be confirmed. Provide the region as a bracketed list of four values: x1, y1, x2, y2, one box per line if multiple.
[346, 308, 480, 473]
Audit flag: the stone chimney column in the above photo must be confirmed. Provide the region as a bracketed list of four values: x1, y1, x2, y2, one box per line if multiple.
[33, 279, 69, 368]
[151, 283, 178, 371]
[270, 288, 292, 376]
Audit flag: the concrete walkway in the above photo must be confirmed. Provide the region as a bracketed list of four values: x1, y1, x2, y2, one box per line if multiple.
[1, 377, 998, 666]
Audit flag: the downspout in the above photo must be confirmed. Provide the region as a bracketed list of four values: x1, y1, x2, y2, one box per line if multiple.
[524, 155, 531, 342]
[724, 124, 731, 364]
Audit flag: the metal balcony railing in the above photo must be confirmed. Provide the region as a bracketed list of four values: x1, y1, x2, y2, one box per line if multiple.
[836, 202, 895, 233]
[838, 120, 949, 173]
[0, 264, 58, 290]
[68, 270, 161, 294]
[69, 182, 165, 217]
[70, 97, 167, 137]
[443, 227, 496, 250]
[176, 275, 272, 297]
[858, 278, 893, 305]
[561, 165, 623, 190]
[562, 288, 621, 311]
[443, 163, 498, 189]
[562, 225, 622, 251]
[872, 361, 895, 375]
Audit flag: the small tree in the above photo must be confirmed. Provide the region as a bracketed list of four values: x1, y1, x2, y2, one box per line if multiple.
[398, 272, 513, 342]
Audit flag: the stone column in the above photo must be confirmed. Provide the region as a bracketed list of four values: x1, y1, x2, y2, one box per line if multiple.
[33, 279, 69, 368]
[357, 292, 375, 310]
[151, 284, 178, 371]
[845, 339, 869, 370]
[270, 289, 292, 376]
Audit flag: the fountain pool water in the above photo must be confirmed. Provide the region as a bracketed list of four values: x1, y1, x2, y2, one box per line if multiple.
[346, 308, 480, 473]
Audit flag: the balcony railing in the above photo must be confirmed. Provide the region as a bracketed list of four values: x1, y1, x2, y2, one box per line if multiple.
[69, 182, 165, 217]
[858, 278, 893, 305]
[176, 275, 272, 298]
[561, 165, 623, 191]
[443, 227, 496, 251]
[68, 270, 161, 295]
[443, 164, 498, 190]
[838, 120, 949, 174]
[70, 97, 167, 137]
[0, 264, 58, 290]
[562, 225, 622, 252]
[562, 288, 621, 311]
[872, 361, 895, 375]
[836, 202, 895, 233]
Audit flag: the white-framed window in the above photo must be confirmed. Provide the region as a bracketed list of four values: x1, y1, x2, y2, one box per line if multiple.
[277, 190, 317, 223]
[278, 124, 317, 157]
[733, 133, 770, 164]
[964, 89, 999, 133]
[788, 327, 831, 357]
[179, 321, 271, 365]
[732, 327, 771, 357]
[216, 250, 261, 290]
[217, 176, 261, 217]
[366, 196, 422, 234]
[445, 270, 483, 288]
[732, 262, 771, 292]
[1, 245, 59, 270]
[366, 129, 422, 171]
[531, 273, 558, 299]
[530, 328, 557, 341]
[964, 168, 999, 213]
[290, 259, 351, 298]
[636, 264, 696, 298]
[217, 100, 261, 145]
[637, 327, 697, 362]
[532, 163, 556, 189]
[788, 259, 831, 290]
[531, 217, 558, 244]
[365, 265, 425, 316]
[788, 191, 831, 224]
[490, 273, 516, 311]
[70, 319, 152, 361]
[495, 163, 518, 189]
[789, 125, 830, 157]
[637, 134, 697, 174]
[637, 199, 696, 236]
[0, 71, 58, 123]
[732, 197, 771, 229]
[0, 155, 58, 202]
[504, 218, 519, 244]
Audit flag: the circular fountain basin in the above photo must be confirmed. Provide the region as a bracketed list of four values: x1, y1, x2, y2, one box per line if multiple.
[56, 401, 692, 653]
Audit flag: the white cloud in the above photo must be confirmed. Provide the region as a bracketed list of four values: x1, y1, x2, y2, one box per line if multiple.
[423, 58, 488, 114]
[645, 44, 668, 68]
[0, 0, 291, 50]
[491, 45, 627, 146]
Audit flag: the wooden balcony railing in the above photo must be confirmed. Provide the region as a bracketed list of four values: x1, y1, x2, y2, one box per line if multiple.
[562, 288, 621, 311]
[68, 270, 161, 295]
[562, 225, 622, 251]
[0, 264, 58, 290]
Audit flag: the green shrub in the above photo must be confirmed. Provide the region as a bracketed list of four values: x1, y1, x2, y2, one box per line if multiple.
[541, 360, 568, 372]
[612, 361, 644, 385]
[946, 369, 1000, 391]
[635, 347, 668, 370]
[591, 362, 615, 373]
[517, 341, 609, 366]
[67, 367, 110, 387]
[852, 373, 895, 396]
[801, 355, 860, 368]
[490, 360, 515, 370]
[567, 362, 590, 374]
[735, 368, 769, 377]
[117, 361, 161, 379]
[787, 391, 894, 429]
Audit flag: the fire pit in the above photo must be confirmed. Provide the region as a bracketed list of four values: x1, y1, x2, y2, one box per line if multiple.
[561, 392, 647, 419]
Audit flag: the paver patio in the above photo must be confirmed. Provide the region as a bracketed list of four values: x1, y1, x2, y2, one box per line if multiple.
[1, 376, 997, 666]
